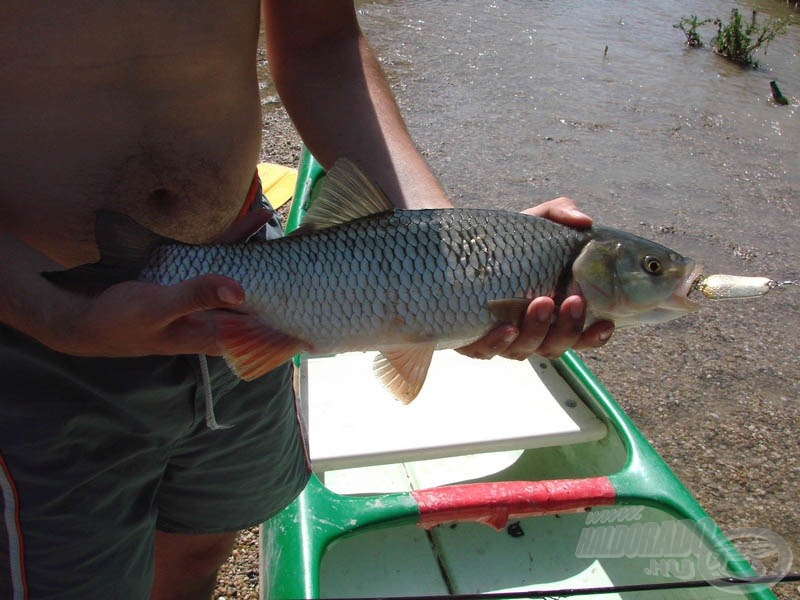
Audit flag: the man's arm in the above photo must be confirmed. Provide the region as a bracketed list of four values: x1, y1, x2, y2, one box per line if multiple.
[262, 1, 613, 357]
[262, 0, 450, 210]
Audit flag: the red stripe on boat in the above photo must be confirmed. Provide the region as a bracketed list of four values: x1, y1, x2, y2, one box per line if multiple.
[412, 477, 616, 530]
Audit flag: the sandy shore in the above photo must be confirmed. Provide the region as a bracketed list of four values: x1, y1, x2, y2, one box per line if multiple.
[212, 101, 798, 599]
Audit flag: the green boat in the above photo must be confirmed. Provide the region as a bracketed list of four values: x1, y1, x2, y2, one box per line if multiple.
[258, 149, 782, 599]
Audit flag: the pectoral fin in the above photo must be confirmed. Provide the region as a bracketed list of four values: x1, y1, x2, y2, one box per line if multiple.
[373, 344, 436, 404]
[487, 298, 532, 325]
[215, 313, 308, 380]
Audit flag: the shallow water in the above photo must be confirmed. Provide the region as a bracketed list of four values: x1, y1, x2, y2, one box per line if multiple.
[355, 0, 799, 278]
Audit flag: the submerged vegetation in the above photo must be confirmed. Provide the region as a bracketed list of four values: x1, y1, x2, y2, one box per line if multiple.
[674, 8, 797, 67]
[673, 15, 712, 48]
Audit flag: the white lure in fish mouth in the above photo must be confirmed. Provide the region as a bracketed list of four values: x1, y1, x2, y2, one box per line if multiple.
[675, 263, 705, 309]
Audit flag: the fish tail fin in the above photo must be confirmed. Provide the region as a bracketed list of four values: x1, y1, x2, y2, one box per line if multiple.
[42, 210, 173, 292]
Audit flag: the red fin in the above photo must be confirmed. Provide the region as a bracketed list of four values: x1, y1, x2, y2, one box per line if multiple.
[215, 313, 307, 381]
[373, 344, 436, 404]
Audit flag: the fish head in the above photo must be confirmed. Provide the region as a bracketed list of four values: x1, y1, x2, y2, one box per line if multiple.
[572, 227, 702, 329]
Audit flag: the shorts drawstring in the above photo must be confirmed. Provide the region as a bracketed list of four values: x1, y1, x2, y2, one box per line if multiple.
[198, 354, 232, 430]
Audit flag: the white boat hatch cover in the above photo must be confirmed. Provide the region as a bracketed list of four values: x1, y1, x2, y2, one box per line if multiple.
[301, 351, 606, 472]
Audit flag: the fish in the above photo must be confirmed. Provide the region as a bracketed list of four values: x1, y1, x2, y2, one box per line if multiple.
[45, 159, 702, 403]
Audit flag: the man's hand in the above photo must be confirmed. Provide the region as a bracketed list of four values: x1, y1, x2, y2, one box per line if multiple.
[456, 197, 614, 361]
[50, 275, 246, 358]
[38, 210, 276, 359]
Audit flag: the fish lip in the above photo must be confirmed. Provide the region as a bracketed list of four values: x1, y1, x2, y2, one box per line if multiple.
[675, 263, 704, 309]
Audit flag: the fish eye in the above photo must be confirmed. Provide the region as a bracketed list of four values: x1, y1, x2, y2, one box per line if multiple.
[642, 255, 663, 275]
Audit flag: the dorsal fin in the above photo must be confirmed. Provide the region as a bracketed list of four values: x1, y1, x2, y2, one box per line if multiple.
[295, 158, 394, 233]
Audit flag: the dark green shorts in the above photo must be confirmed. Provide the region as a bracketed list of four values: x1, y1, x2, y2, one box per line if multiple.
[0, 323, 310, 599]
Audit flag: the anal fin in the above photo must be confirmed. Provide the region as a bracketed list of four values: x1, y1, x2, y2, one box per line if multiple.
[215, 313, 308, 381]
[373, 344, 436, 404]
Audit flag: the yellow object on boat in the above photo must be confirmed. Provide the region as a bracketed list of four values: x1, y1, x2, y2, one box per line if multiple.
[257, 162, 298, 209]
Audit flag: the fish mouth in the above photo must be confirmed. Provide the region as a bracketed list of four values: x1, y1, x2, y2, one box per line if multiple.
[674, 263, 705, 309]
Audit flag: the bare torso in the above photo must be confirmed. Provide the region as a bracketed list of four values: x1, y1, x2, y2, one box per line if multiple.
[0, 1, 262, 266]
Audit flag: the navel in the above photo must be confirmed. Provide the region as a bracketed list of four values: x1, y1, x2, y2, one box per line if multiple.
[147, 187, 181, 212]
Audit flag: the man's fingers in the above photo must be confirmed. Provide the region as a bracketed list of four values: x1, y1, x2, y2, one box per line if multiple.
[533, 296, 586, 359]
[574, 320, 615, 351]
[503, 297, 554, 360]
[159, 275, 245, 322]
[153, 277, 246, 355]
[522, 197, 592, 228]
[456, 324, 519, 360]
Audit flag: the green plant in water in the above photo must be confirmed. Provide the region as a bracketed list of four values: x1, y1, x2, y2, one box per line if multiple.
[673, 15, 712, 48]
[674, 9, 797, 67]
[711, 8, 795, 67]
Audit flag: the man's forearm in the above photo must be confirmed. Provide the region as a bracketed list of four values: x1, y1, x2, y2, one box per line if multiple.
[263, 1, 451, 210]
[0, 231, 80, 350]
